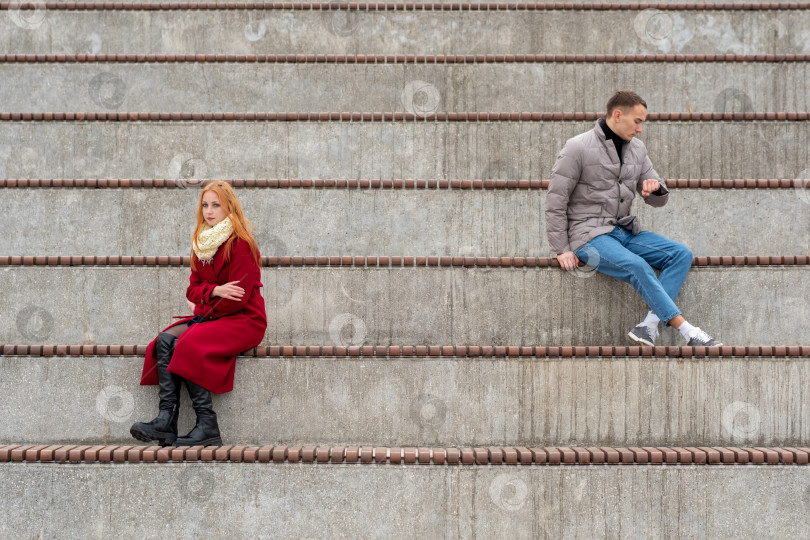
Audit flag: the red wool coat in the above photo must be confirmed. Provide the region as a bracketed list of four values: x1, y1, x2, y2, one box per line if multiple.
[140, 237, 267, 394]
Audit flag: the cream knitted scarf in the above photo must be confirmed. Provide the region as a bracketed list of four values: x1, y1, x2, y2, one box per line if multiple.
[193, 217, 234, 263]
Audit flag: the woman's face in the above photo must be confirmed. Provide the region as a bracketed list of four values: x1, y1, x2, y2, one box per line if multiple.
[201, 190, 227, 227]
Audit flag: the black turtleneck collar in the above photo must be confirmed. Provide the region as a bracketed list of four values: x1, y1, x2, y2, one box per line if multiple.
[599, 117, 626, 165]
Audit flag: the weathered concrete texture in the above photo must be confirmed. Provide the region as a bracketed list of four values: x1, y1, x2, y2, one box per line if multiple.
[1, 266, 807, 346]
[1, 463, 809, 539]
[1, 10, 808, 56]
[3, 188, 809, 257]
[2, 62, 809, 113]
[3, 354, 810, 446]
[0, 122, 807, 180]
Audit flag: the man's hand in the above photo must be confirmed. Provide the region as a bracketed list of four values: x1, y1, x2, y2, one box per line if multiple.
[556, 251, 580, 271]
[641, 179, 660, 196]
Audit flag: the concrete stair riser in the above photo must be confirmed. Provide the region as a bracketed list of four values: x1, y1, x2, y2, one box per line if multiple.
[2, 62, 809, 112]
[3, 354, 810, 446]
[2, 462, 810, 538]
[1, 11, 808, 55]
[2, 266, 807, 346]
[4, 188, 809, 256]
[1, 122, 808, 179]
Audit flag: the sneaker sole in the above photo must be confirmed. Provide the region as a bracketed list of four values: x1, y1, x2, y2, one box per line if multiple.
[627, 331, 654, 347]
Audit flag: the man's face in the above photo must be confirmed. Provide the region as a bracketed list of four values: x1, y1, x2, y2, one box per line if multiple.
[611, 104, 647, 141]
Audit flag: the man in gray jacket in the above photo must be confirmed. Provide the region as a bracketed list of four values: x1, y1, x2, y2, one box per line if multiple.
[546, 90, 721, 347]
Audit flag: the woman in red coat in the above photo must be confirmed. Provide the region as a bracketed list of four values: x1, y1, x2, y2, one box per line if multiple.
[130, 181, 267, 447]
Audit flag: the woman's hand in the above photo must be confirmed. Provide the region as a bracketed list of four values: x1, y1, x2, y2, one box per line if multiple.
[187, 299, 196, 314]
[212, 280, 245, 301]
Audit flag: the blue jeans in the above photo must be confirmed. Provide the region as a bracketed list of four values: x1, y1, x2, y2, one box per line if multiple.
[574, 226, 693, 323]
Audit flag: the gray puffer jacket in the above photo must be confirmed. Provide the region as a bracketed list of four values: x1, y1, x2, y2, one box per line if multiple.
[546, 121, 668, 255]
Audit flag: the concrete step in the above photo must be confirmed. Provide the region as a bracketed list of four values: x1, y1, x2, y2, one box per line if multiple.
[2, 456, 809, 539]
[2, 61, 809, 112]
[1, 9, 807, 56]
[3, 186, 809, 257]
[2, 351, 810, 446]
[0, 120, 807, 179]
[1, 265, 807, 346]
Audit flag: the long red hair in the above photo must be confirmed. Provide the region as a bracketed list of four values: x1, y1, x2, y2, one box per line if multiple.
[191, 181, 261, 271]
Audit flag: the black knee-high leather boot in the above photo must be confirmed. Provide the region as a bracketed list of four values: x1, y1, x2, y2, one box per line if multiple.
[130, 332, 181, 446]
[174, 379, 223, 447]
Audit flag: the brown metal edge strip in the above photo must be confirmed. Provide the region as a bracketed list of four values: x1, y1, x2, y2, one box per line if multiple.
[0, 178, 803, 189]
[1, 2, 809, 12]
[1, 444, 808, 465]
[2, 54, 809, 63]
[0, 255, 808, 267]
[0, 112, 807, 122]
[1, 344, 808, 357]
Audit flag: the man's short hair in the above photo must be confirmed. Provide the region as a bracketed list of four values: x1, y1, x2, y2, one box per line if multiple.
[606, 90, 647, 115]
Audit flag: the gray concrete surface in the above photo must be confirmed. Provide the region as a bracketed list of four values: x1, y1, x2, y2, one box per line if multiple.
[3, 188, 809, 257]
[1, 122, 807, 180]
[1, 463, 809, 539]
[1, 266, 807, 346]
[3, 354, 810, 446]
[3, 62, 809, 113]
[1, 10, 808, 56]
